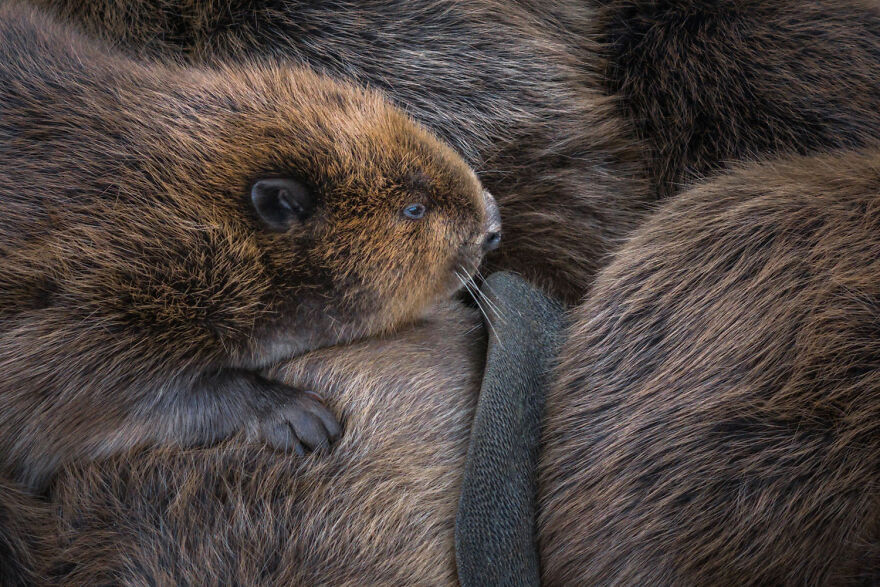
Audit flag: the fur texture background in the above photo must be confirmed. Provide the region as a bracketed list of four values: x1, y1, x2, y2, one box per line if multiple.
[0, 477, 51, 586]
[590, 0, 880, 197]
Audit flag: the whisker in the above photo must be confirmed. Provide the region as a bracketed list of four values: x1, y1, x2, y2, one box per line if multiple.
[463, 323, 483, 336]
[457, 271, 489, 323]
[469, 270, 505, 323]
[469, 271, 510, 351]
[472, 269, 505, 317]
[458, 269, 503, 346]
[474, 278, 505, 320]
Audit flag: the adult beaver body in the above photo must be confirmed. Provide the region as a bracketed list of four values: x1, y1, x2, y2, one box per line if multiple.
[0, 2, 497, 490]
[540, 150, 880, 584]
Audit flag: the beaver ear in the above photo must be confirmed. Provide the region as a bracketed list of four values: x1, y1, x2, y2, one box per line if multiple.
[250, 178, 315, 231]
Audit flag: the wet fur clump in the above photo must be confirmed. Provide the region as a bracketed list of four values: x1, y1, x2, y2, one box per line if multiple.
[539, 150, 880, 585]
[45, 302, 484, 586]
[32, 0, 652, 303]
[589, 0, 880, 197]
[0, 2, 492, 490]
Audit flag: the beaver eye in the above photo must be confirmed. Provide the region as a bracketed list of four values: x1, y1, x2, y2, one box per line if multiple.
[402, 203, 427, 220]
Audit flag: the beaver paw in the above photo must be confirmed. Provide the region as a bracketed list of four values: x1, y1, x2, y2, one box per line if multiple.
[255, 391, 341, 455]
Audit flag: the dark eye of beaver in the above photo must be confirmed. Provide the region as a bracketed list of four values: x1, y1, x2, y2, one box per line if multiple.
[402, 203, 427, 220]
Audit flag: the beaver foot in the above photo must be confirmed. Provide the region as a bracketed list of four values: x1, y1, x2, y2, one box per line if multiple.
[250, 388, 341, 455]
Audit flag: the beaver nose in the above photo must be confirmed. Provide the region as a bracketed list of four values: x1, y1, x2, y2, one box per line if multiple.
[482, 189, 502, 253]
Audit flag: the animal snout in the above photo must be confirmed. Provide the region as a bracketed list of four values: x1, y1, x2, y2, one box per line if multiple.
[482, 190, 502, 253]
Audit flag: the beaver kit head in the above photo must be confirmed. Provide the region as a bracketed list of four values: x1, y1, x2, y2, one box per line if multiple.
[32, 0, 647, 305]
[218, 80, 500, 344]
[0, 3, 498, 488]
[126, 70, 497, 352]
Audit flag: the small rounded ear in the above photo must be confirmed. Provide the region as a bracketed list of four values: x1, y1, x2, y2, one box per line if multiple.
[250, 178, 315, 231]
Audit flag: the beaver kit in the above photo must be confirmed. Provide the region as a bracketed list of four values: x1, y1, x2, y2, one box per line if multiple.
[0, 2, 499, 491]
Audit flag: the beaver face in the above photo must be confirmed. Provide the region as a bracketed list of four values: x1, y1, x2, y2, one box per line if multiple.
[246, 117, 499, 331]
[165, 67, 501, 334]
[88, 65, 498, 346]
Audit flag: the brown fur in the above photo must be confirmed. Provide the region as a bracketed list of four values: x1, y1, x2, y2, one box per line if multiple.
[0, 2, 493, 490]
[45, 301, 484, 586]
[30, 0, 651, 303]
[539, 150, 880, 585]
[13, 1, 880, 582]
[589, 0, 880, 197]
[40, 154, 880, 584]
[0, 477, 52, 586]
